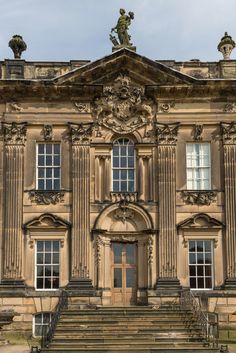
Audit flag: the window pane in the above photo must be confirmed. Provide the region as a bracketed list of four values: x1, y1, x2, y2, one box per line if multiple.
[114, 268, 122, 288]
[54, 179, 60, 190]
[113, 181, 119, 192]
[38, 168, 44, 178]
[189, 253, 196, 264]
[38, 156, 44, 166]
[197, 266, 204, 276]
[126, 244, 135, 265]
[37, 266, 44, 276]
[54, 168, 60, 178]
[197, 277, 204, 288]
[114, 243, 122, 264]
[38, 144, 45, 154]
[54, 156, 60, 166]
[37, 241, 44, 251]
[46, 180, 52, 190]
[190, 277, 196, 288]
[189, 241, 195, 252]
[46, 168, 52, 178]
[37, 278, 43, 289]
[54, 144, 60, 154]
[189, 266, 196, 276]
[196, 241, 203, 252]
[53, 241, 59, 251]
[205, 277, 212, 288]
[113, 157, 119, 167]
[46, 144, 52, 154]
[126, 268, 135, 288]
[53, 278, 59, 289]
[37, 253, 43, 264]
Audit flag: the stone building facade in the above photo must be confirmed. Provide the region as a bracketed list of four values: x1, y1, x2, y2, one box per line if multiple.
[0, 47, 236, 339]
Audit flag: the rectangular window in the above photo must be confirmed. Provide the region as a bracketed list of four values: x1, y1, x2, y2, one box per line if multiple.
[37, 143, 61, 190]
[36, 240, 60, 290]
[33, 312, 52, 337]
[188, 240, 213, 289]
[186, 143, 211, 190]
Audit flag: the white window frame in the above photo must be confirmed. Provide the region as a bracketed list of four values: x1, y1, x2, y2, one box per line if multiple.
[35, 240, 60, 291]
[112, 138, 136, 192]
[33, 312, 52, 337]
[36, 143, 61, 190]
[186, 143, 211, 190]
[188, 240, 214, 290]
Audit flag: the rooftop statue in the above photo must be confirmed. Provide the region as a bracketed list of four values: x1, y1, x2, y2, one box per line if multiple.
[110, 9, 135, 50]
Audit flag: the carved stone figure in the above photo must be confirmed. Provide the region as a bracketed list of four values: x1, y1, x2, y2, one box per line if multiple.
[94, 73, 153, 134]
[43, 124, 53, 141]
[8, 35, 27, 59]
[193, 124, 203, 141]
[111, 9, 134, 47]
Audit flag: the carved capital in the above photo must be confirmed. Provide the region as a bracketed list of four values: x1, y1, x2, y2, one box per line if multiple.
[42, 124, 53, 141]
[29, 190, 64, 205]
[181, 190, 217, 206]
[93, 73, 154, 134]
[193, 124, 203, 141]
[3, 122, 27, 145]
[221, 122, 236, 144]
[154, 122, 180, 145]
[68, 122, 93, 145]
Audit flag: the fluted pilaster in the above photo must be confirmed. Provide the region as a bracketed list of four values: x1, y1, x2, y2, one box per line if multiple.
[221, 122, 236, 287]
[68, 123, 93, 290]
[156, 123, 180, 289]
[2, 122, 27, 285]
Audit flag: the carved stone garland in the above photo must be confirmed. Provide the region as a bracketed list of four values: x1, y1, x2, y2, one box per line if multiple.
[93, 74, 153, 134]
[2, 122, 27, 283]
[29, 191, 64, 205]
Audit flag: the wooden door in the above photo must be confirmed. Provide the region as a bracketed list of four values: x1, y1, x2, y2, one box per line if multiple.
[111, 242, 137, 305]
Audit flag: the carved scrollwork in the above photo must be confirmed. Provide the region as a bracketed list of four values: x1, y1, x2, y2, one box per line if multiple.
[147, 236, 154, 265]
[74, 102, 91, 113]
[3, 122, 27, 145]
[154, 122, 180, 145]
[9, 102, 22, 112]
[158, 101, 175, 113]
[29, 191, 64, 205]
[220, 121, 236, 144]
[68, 122, 94, 145]
[181, 190, 217, 206]
[43, 124, 53, 141]
[93, 73, 154, 134]
[193, 124, 203, 141]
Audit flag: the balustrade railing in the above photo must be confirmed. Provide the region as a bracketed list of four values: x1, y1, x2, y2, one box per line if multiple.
[41, 290, 68, 349]
[180, 289, 218, 348]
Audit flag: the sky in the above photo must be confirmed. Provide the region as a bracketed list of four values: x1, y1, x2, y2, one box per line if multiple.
[1, 0, 236, 63]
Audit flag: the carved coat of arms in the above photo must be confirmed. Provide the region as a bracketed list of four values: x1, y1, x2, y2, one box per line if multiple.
[94, 74, 153, 134]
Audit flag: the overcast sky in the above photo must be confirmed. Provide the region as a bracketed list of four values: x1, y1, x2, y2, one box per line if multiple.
[1, 0, 236, 63]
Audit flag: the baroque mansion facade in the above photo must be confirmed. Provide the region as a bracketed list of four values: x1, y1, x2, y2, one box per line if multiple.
[0, 44, 236, 338]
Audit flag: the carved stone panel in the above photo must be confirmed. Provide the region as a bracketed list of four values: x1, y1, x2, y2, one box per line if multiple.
[154, 123, 180, 145]
[93, 74, 154, 134]
[181, 190, 217, 206]
[29, 191, 64, 205]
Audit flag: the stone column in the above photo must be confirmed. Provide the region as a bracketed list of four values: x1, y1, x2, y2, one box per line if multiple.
[2, 122, 27, 286]
[68, 123, 94, 291]
[221, 122, 236, 288]
[156, 123, 181, 289]
[104, 155, 111, 201]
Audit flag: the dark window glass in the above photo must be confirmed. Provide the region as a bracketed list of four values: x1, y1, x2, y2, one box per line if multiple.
[114, 243, 122, 264]
[114, 268, 122, 288]
[126, 268, 135, 288]
[126, 244, 135, 265]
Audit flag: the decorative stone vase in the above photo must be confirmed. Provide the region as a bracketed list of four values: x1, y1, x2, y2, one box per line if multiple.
[8, 35, 27, 59]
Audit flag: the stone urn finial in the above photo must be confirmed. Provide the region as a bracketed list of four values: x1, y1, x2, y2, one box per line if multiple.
[8, 35, 27, 59]
[217, 32, 235, 60]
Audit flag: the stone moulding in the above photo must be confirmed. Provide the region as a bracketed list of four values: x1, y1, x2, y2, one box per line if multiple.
[181, 190, 217, 206]
[29, 190, 64, 205]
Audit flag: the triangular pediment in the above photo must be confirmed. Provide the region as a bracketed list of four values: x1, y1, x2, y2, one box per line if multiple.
[53, 48, 197, 86]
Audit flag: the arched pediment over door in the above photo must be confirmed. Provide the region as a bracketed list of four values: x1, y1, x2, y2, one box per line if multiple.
[93, 203, 157, 305]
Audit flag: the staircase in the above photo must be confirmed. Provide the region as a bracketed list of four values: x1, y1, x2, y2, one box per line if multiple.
[40, 304, 220, 353]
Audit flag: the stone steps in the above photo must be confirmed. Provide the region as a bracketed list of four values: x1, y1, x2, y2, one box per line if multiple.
[40, 305, 220, 353]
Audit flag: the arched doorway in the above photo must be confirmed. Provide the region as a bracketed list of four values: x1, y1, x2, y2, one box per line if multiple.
[93, 202, 156, 306]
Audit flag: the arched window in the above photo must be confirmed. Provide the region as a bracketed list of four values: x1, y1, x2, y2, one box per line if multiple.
[112, 138, 135, 192]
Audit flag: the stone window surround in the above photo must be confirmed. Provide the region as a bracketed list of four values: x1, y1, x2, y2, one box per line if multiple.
[177, 213, 224, 290]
